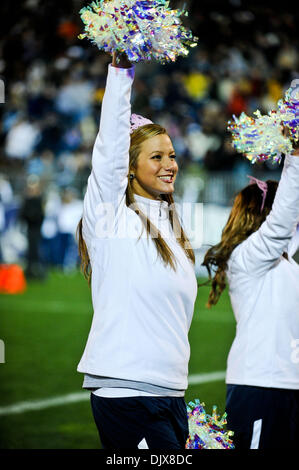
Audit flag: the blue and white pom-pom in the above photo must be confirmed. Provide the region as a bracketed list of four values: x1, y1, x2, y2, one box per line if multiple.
[78, 0, 198, 63]
[227, 110, 293, 164]
[186, 399, 234, 449]
[227, 83, 299, 164]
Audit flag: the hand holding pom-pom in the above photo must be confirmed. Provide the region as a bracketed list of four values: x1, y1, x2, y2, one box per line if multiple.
[78, 0, 198, 63]
[112, 51, 132, 68]
[277, 84, 299, 144]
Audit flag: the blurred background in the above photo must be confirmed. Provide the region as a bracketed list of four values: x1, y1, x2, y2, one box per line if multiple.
[0, 0, 298, 449]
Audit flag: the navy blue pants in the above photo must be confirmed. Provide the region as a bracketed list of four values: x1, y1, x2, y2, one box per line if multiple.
[226, 384, 299, 449]
[90, 393, 189, 449]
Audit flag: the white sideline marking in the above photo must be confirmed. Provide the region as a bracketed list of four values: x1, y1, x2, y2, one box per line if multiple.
[188, 371, 225, 385]
[0, 392, 90, 416]
[0, 371, 226, 417]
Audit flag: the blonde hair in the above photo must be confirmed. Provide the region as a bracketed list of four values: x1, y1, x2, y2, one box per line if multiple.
[77, 124, 195, 285]
[202, 180, 279, 307]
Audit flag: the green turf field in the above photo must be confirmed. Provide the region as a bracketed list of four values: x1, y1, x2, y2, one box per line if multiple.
[0, 270, 235, 449]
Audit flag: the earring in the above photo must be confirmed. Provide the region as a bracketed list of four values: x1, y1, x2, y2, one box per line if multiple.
[129, 173, 135, 180]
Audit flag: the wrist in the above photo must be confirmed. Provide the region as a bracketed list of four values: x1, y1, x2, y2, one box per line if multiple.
[292, 148, 299, 156]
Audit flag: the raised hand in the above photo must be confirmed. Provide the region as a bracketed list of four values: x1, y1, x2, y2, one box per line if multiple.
[282, 125, 299, 156]
[112, 52, 132, 69]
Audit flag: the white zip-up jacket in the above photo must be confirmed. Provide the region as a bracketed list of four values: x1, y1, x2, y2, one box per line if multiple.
[226, 154, 299, 389]
[77, 64, 198, 391]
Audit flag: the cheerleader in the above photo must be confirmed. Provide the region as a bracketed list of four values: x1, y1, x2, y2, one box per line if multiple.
[202, 143, 299, 449]
[76, 52, 197, 449]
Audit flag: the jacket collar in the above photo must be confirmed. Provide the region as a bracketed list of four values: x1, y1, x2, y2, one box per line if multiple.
[133, 194, 169, 220]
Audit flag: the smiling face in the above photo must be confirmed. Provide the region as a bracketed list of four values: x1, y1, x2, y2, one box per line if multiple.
[131, 133, 178, 200]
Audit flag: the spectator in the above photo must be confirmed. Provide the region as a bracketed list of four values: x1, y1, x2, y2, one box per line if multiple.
[56, 187, 83, 272]
[19, 174, 45, 279]
[5, 115, 41, 161]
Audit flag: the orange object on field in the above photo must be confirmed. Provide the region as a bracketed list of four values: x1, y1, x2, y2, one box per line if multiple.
[0, 264, 27, 294]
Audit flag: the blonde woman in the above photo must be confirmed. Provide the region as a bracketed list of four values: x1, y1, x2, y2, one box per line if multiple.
[203, 145, 299, 449]
[76, 52, 197, 449]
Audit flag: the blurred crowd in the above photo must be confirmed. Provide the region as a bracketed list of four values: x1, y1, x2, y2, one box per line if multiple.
[0, 0, 298, 274]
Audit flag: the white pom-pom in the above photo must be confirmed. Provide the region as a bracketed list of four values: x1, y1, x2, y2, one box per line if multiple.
[78, 0, 198, 63]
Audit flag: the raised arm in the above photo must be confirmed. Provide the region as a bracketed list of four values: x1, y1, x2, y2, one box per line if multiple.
[83, 53, 135, 242]
[230, 149, 299, 276]
[288, 223, 299, 259]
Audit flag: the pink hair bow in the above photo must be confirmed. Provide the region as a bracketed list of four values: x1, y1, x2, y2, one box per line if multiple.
[247, 175, 268, 212]
[130, 114, 153, 134]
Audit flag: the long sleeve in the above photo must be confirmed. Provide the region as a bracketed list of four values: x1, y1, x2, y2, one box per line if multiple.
[229, 154, 299, 277]
[288, 223, 299, 258]
[83, 64, 135, 242]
